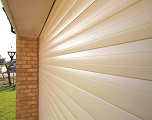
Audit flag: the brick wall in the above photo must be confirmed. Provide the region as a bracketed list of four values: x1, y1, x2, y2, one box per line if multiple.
[16, 36, 38, 120]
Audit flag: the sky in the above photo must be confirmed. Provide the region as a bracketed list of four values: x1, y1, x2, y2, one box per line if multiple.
[0, 2, 16, 61]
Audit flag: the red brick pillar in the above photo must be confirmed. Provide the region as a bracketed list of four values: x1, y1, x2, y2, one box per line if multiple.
[16, 37, 38, 120]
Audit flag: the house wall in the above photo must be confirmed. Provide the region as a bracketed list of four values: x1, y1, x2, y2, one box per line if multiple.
[16, 37, 38, 120]
[39, 0, 152, 120]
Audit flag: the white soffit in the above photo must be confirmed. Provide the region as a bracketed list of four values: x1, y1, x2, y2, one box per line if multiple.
[6, 0, 55, 38]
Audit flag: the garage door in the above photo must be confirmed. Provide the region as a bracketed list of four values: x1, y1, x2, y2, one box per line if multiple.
[39, 0, 152, 119]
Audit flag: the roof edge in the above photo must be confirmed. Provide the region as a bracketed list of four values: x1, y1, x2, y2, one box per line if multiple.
[1, 0, 18, 36]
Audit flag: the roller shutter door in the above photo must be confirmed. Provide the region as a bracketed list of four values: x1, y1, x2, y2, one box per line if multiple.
[39, 0, 152, 119]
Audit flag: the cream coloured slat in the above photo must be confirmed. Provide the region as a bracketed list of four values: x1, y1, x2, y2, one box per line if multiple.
[40, 8, 152, 58]
[40, 0, 95, 46]
[40, 83, 54, 120]
[42, 95, 58, 120]
[41, 0, 78, 41]
[40, 0, 150, 54]
[40, 0, 141, 51]
[39, 0, 152, 120]
[39, 80, 76, 120]
[42, 89, 65, 120]
[40, 23, 152, 59]
[40, 39, 152, 80]
[40, 0, 95, 50]
[39, 69, 142, 120]
[41, 90, 62, 120]
[41, 62, 152, 80]
[51, 23, 152, 56]
[41, 0, 95, 45]
[40, 0, 68, 39]
[53, 38, 152, 58]
[40, 65, 152, 120]
[39, 89, 46, 120]
[40, 81, 65, 120]
[40, 85, 68, 120]
[42, 52, 152, 66]
[41, 66, 152, 96]
[39, 75, 95, 120]
[40, 0, 101, 48]
[40, 95, 54, 120]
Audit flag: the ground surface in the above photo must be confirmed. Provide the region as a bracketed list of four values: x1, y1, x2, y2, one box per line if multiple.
[0, 87, 16, 120]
